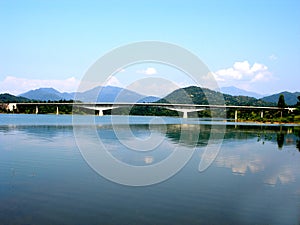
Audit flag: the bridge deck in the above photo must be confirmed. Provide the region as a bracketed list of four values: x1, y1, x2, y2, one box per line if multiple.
[11, 102, 290, 110]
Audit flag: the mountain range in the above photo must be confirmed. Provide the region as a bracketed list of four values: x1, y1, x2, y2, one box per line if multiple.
[19, 86, 160, 103]
[19, 88, 74, 101]
[0, 85, 299, 106]
[160, 86, 273, 106]
[219, 86, 300, 105]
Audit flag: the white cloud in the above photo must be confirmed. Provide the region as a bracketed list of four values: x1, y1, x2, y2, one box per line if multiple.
[214, 60, 272, 87]
[215, 61, 270, 80]
[0, 76, 80, 95]
[215, 68, 243, 80]
[136, 67, 158, 75]
[233, 61, 251, 73]
[250, 63, 268, 73]
[104, 76, 123, 87]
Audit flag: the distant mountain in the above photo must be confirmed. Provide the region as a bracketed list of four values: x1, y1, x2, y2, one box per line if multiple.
[261, 91, 300, 106]
[19, 88, 74, 101]
[137, 96, 161, 103]
[220, 86, 264, 98]
[159, 86, 274, 106]
[19, 86, 160, 103]
[74, 86, 160, 102]
[0, 93, 30, 103]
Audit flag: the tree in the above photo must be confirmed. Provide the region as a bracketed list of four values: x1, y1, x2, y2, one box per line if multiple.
[277, 94, 286, 108]
[297, 96, 300, 107]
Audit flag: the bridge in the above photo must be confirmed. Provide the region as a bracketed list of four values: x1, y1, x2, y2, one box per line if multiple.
[7, 102, 296, 121]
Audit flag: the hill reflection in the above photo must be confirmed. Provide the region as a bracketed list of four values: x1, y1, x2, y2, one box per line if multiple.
[1, 123, 299, 151]
[164, 124, 300, 151]
[1, 121, 300, 186]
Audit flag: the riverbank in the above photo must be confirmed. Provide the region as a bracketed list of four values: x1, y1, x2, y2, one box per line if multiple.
[237, 118, 300, 125]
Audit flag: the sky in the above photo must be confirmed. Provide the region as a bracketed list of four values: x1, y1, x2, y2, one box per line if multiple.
[0, 0, 299, 96]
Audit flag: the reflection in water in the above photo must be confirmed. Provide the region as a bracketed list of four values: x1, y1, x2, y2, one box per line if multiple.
[165, 124, 210, 147]
[277, 132, 285, 149]
[215, 152, 265, 176]
[0, 115, 300, 225]
[165, 124, 300, 188]
[166, 124, 300, 152]
[264, 166, 296, 185]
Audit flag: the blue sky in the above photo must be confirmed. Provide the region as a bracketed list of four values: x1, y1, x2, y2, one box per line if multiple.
[0, 0, 299, 95]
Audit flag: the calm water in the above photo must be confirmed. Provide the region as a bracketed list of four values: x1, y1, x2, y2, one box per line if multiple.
[0, 114, 300, 225]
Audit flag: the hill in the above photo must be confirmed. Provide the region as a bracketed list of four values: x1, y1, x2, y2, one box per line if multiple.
[19, 88, 74, 101]
[261, 91, 300, 106]
[0, 93, 30, 103]
[159, 86, 274, 106]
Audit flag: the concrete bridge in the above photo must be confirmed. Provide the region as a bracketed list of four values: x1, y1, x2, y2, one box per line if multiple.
[7, 102, 296, 120]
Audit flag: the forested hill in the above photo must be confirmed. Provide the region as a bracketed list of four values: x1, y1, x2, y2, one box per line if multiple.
[158, 86, 275, 107]
[261, 91, 300, 105]
[0, 93, 30, 103]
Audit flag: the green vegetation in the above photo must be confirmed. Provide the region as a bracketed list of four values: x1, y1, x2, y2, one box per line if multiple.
[261, 91, 300, 105]
[277, 94, 286, 108]
[233, 95, 299, 124]
[158, 86, 275, 106]
[107, 106, 180, 117]
[0, 93, 31, 113]
[16, 100, 75, 114]
[0, 93, 30, 103]
[156, 86, 300, 123]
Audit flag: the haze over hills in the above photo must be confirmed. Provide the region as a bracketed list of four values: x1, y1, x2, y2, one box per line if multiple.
[74, 86, 160, 103]
[220, 86, 264, 99]
[19, 88, 74, 101]
[19, 86, 160, 103]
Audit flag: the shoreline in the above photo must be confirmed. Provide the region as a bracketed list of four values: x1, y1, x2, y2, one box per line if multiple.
[237, 119, 300, 125]
[1, 113, 300, 125]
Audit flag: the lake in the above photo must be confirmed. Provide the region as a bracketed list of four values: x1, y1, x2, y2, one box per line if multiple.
[0, 114, 299, 225]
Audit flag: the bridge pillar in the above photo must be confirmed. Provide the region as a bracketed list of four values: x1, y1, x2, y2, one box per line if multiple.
[56, 106, 59, 115]
[260, 111, 263, 118]
[164, 107, 205, 118]
[35, 106, 38, 114]
[98, 109, 104, 116]
[235, 110, 238, 122]
[183, 110, 188, 119]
